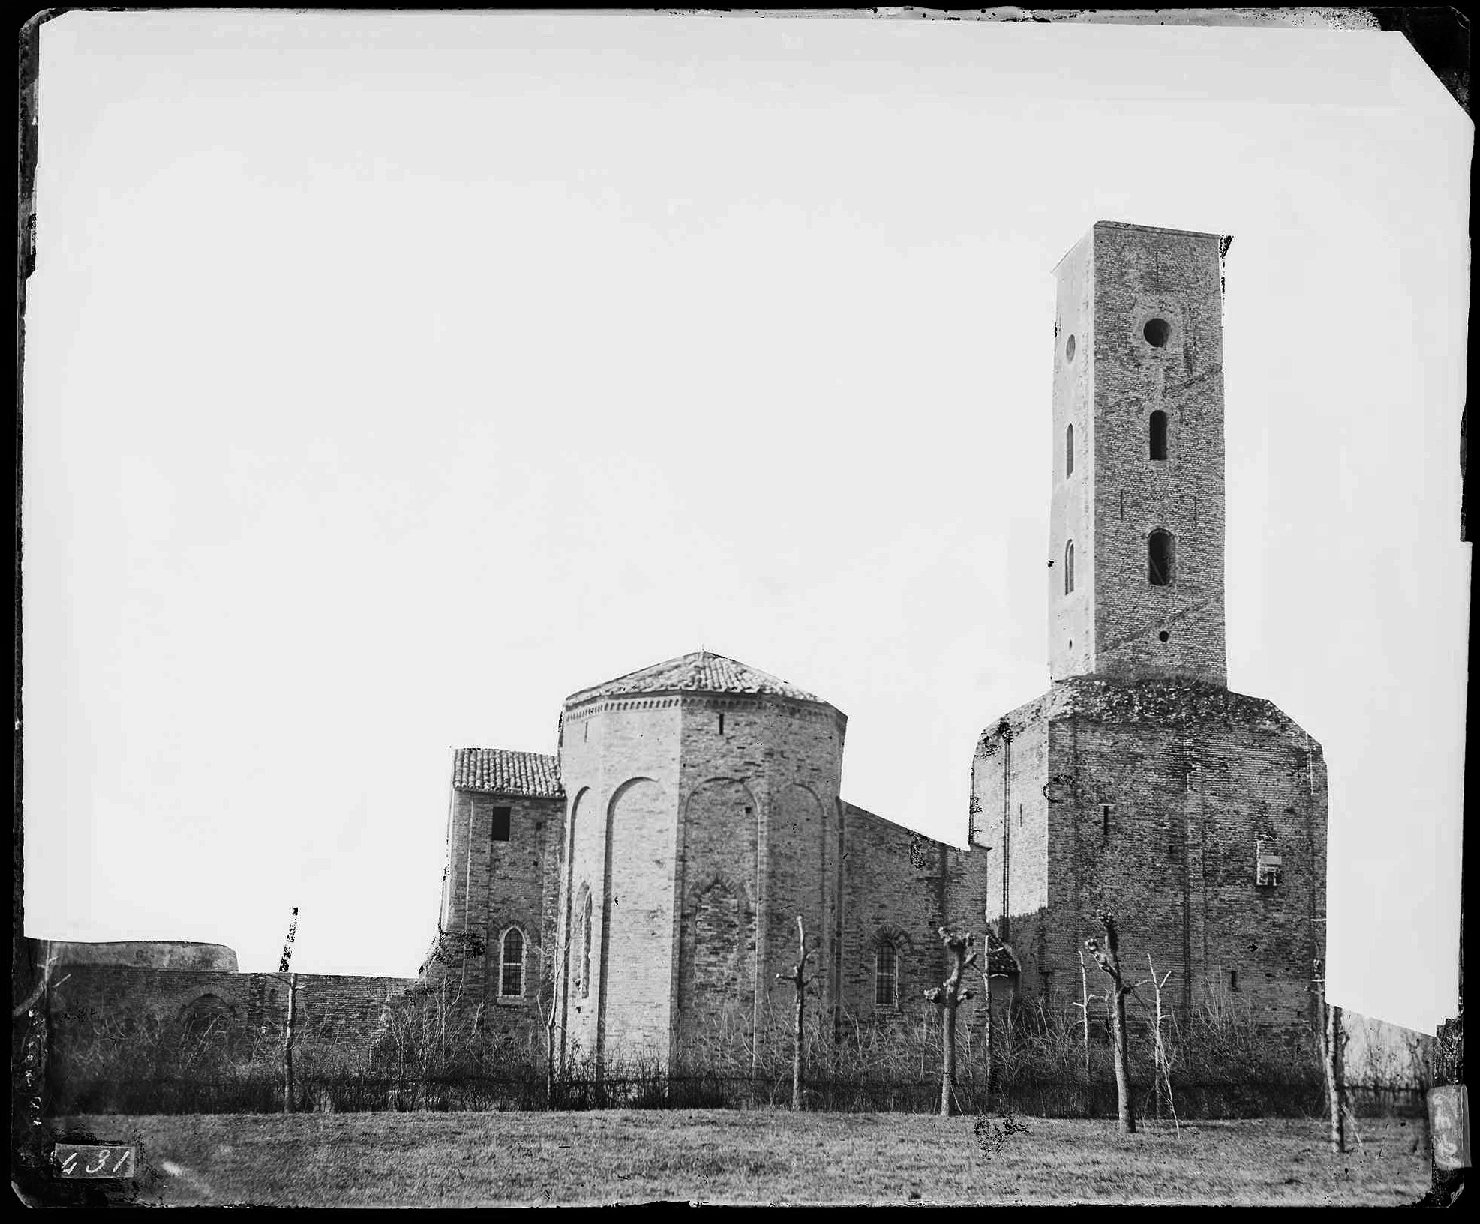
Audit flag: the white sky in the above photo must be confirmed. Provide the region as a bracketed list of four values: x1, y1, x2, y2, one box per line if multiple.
[22, 12, 1469, 1033]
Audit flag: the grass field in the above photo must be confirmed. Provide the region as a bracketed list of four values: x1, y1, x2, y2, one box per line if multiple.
[44, 1110, 1430, 1206]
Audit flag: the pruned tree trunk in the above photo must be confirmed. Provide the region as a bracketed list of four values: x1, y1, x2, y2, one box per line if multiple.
[1326, 1000, 1346, 1154]
[1086, 914, 1135, 1134]
[774, 916, 812, 1111]
[283, 971, 297, 1114]
[927, 927, 978, 1119]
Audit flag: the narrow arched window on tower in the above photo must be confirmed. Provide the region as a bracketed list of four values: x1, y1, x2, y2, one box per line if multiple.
[1064, 540, 1075, 595]
[1149, 411, 1168, 461]
[1148, 530, 1175, 586]
[1065, 423, 1074, 477]
[499, 928, 526, 999]
[875, 941, 899, 1008]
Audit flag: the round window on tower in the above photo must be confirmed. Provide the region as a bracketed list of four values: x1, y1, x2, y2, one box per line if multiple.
[1144, 318, 1171, 348]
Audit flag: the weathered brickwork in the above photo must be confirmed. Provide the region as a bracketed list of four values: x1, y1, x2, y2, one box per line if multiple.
[44, 940, 239, 972]
[425, 783, 565, 1036]
[46, 961, 417, 1080]
[550, 677, 849, 1069]
[1052, 222, 1229, 686]
[971, 678, 1327, 1032]
[978, 221, 1326, 1042]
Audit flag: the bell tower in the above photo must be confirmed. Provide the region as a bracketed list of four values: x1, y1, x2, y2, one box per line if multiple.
[1049, 221, 1230, 688]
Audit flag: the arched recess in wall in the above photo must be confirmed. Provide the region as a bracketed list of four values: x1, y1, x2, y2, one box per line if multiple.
[773, 783, 827, 970]
[178, 993, 236, 1041]
[561, 786, 590, 1013]
[677, 778, 760, 1047]
[679, 873, 756, 1047]
[597, 776, 671, 1061]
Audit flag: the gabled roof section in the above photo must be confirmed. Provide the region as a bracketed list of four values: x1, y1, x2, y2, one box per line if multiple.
[452, 748, 564, 799]
[564, 650, 824, 705]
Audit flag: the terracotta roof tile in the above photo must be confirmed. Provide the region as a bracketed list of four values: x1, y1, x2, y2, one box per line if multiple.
[565, 650, 823, 705]
[452, 748, 563, 799]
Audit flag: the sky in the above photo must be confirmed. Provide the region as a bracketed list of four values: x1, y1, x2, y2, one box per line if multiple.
[21, 11, 1469, 1034]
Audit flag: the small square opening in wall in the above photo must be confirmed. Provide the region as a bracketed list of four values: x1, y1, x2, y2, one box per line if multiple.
[491, 807, 511, 842]
[1256, 853, 1282, 887]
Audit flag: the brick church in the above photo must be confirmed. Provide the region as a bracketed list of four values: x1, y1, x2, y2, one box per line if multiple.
[424, 221, 1329, 1071]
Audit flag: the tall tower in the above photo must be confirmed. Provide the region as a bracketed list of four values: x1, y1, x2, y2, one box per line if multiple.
[969, 221, 1328, 1039]
[1050, 222, 1229, 686]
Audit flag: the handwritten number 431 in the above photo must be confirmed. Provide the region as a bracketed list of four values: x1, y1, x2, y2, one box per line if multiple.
[59, 1146, 133, 1177]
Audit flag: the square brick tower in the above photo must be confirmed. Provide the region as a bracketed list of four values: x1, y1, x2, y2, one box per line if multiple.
[970, 222, 1328, 1037]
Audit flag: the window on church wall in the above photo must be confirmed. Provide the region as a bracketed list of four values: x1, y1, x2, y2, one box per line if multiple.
[1066, 423, 1074, 477]
[875, 941, 899, 1009]
[499, 928, 526, 999]
[1149, 411, 1168, 461]
[1064, 540, 1074, 595]
[575, 885, 592, 999]
[491, 806, 511, 842]
[1148, 530, 1174, 586]
[1256, 840, 1283, 887]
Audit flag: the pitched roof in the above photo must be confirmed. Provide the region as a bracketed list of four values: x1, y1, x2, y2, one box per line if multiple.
[565, 650, 824, 705]
[452, 748, 563, 798]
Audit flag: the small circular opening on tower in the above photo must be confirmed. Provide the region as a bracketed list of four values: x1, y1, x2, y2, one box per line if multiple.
[1144, 318, 1171, 348]
[1065, 334, 1076, 362]
[1158, 630, 1170, 643]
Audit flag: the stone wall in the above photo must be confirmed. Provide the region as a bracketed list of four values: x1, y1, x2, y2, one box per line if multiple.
[46, 964, 417, 1086]
[1088, 222, 1229, 686]
[557, 696, 683, 1066]
[555, 688, 848, 1070]
[427, 788, 565, 1037]
[971, 676, 1326, 1036]
[42, 940, 239, 972]
[838, 803, 993, 1030]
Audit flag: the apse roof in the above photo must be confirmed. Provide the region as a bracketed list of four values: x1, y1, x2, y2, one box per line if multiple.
[565, 650, 824, 705]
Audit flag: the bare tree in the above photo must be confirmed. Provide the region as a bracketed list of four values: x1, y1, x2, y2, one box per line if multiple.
[774, 916, 813, 1110]
[1313, 957, 1347, 1153]
[1068, 948, 1102, 1082]
[925, 927, 977, 1118]
[1145, 955, 1178, 1133]
[1085, 912, 1136, 1134]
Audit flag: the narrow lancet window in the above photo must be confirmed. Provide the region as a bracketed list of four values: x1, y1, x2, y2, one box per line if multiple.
[1064, 540, 1075, 595]
[1150, 411, 1168, 461]
[1148, 529, 1174, 586]
[1065, 423, 1074, 477]
[875, 941, 899, 1008]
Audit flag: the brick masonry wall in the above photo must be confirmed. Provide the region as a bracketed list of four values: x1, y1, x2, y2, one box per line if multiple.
[429, 790, 565, 1039]
[44, 941, 239, 972]
[676, 695, 844, 1062]
[1088, 222, 1228, 686]
[46, 965, 417, 1082]
[971, 676, 1326, 1036]
[840, 804, 973, 1029]
[1050, 229, 1097, 682]
[557, 698, 683, 1066]
[555, 690, 848, 1070]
